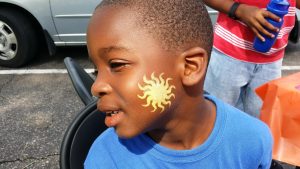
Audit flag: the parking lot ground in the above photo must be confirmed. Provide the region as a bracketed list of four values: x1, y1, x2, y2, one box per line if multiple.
[0, 47, 92, 169]
[0, 73, 85, 168]
[1, 45, 300, 168]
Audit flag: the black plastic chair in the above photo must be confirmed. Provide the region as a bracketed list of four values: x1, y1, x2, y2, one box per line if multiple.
[64, 57, 95, 105]
[60, 100, 107, 169]
[60, 57, 107, 169]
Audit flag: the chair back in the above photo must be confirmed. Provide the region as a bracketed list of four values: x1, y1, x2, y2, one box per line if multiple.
[64, 57, 95, 105]
[60, 101, 107, 169]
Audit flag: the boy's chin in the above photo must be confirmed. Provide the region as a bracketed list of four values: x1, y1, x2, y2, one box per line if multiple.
[115, 127, 140, 139]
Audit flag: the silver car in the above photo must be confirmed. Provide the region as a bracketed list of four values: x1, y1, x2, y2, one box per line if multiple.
[0, 0, 101, 67]
[0, 0, 298, 67]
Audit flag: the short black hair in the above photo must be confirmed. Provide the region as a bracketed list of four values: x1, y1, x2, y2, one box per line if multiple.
[96, 0, 213, 56]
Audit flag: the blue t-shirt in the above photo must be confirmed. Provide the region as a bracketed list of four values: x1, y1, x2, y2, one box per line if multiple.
[84, 95, 273, 169]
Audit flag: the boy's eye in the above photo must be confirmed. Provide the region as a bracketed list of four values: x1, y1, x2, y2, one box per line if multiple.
[109, 60, 129, 72]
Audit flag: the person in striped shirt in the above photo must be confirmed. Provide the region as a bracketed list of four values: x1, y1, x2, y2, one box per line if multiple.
[204, 0, 300, 118]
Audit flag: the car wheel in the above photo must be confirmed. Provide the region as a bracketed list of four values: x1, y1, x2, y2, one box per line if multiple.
[0, 8, 38, 67]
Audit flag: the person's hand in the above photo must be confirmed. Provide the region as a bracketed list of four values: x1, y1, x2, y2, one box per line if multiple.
[235, 4, 281, 41]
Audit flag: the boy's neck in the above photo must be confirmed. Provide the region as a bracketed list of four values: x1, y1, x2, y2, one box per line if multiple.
[147, 98, 216, 150]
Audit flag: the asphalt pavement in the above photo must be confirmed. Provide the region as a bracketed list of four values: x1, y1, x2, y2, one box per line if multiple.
[0, 47, 91, 169]
[1, 44, 300, 169]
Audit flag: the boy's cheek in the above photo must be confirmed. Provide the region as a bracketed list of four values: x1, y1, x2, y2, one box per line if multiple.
[137, 72, 176, 113]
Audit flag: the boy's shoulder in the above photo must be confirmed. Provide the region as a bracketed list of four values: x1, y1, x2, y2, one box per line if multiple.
[86, 127, 120, 156]
[206, 94, 272, 143]
[84, 128, 121, 168]
[207, 94, 272, 165]
[92, 127, 118, 146]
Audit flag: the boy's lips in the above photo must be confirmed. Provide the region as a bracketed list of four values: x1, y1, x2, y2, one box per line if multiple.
[98, 102, 124, 127]
[104, 110, 124, 127]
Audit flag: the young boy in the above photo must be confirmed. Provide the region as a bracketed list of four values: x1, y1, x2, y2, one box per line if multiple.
[85, 0, 273, 168]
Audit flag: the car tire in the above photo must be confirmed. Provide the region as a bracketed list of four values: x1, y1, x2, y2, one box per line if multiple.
[0, 8, 38, 67]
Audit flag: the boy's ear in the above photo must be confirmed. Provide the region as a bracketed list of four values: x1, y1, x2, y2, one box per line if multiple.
[179, 47, 208, 86]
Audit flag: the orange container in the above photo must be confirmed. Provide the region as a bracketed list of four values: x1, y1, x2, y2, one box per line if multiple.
[256, 72, 300, 166]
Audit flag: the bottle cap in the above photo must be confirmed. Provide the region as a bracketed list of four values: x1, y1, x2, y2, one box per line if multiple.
[267, 0, 290, 15]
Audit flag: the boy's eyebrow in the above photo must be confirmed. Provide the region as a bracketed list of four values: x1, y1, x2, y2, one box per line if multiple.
[88, 45, 130, 61]
[98, 46, 130, 56]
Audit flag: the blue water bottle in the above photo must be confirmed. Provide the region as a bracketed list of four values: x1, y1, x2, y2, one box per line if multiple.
[253, 0, 289, 53]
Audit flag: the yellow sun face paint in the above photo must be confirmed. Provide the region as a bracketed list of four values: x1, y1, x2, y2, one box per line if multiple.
[138, 72, 175, 112]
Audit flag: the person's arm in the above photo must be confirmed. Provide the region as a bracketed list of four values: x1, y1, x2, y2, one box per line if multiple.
[203, 0, 235, 14]
[297, 0, 300, 9]
[203, 0, 281, 41]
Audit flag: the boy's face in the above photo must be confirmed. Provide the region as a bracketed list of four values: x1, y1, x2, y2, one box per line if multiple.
[88, 7, 180, 138]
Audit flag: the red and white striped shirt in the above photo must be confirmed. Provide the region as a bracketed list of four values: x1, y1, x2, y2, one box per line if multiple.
[213, 0, 296, 63]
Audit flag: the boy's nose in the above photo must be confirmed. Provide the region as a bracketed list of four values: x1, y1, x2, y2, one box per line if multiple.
[91, 79, 112, 98]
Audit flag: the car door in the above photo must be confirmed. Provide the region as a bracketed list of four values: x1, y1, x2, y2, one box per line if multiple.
[50, 0, 100, 45]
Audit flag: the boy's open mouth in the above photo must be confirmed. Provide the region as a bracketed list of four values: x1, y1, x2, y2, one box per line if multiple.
[104, 110, 124, 127]
[106, 110, 120, 116]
